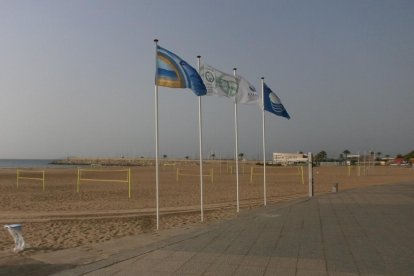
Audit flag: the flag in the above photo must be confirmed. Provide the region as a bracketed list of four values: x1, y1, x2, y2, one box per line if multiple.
[200, 64, 237, 98]
[235, 76, 260, 105]
[263, 83, 290, 119]
[155, 45, 207, 96]
[200, 64, 260, 104]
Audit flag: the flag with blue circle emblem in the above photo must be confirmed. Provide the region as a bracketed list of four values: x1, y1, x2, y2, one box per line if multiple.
[155, 45, 207, 96]
[263, 83, 290, 119]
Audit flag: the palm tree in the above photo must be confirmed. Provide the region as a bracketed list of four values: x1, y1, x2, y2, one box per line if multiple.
[343, 150, 351, 159]
[185, 156, 189, 160]
[315, 151, 327, 162]
[163, 154, 167, 159]
[238, 152, 244, 160]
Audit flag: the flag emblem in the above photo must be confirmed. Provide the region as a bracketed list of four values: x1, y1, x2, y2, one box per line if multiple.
[218, 75, 238, 97]
[263, 83, 290, 119]
[204, 71, 215, 83]
[155, 45, 207, 96]
[156, 50, 186, 88]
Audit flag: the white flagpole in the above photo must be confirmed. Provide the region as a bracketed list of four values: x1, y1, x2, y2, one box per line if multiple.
[308, 152, 314, 197]
[154, 39, 160, 230]
[261, 77, 267, 206]
[197, 55, 204, 222]
[233, 68, 240, 213]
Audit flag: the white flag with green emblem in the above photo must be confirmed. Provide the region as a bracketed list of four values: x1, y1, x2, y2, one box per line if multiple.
[200, 64, 259, 104]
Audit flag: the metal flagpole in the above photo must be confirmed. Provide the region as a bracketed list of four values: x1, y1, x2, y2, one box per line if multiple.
[233, 68, 240, 212]
[357, 151, 360, 176]
[363, 151, 366, 176]
[261, 77, 267, 206]
[154, 39, 160, 230]
[308, 152, 314, 197]
[197, 55, 204, 222]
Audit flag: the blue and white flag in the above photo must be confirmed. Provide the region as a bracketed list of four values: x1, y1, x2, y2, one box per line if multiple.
[263, 83, 290, 119]
[155, 45, 207, 96]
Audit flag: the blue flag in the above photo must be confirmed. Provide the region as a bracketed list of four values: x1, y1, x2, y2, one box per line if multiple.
[155, 45, 207, 96]
[263, 83, 290, 119]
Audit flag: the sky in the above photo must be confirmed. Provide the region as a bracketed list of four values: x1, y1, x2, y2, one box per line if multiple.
[1, 0, 413, 160]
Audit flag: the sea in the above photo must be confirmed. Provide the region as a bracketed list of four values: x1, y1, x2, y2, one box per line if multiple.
[0, 159, 61, 168]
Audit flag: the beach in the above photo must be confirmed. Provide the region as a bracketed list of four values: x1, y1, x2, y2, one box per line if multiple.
[1, 161, 413, 256]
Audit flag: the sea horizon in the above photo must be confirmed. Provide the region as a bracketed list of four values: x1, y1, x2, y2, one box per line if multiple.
[0, 159, 59, 168]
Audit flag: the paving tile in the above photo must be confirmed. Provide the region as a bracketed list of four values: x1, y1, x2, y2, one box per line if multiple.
[203, 264, 238, 276]
[143, 249, 175, 260]
[264, 266, 296, 276]
[296, 270, 328, 276]
[213, 253, 244, 265]
[328, 272, 359, 276]
[325, 256, 359, 274]
[267, 256, 297, 268]
[188, 252, 220, 264]
[168, 250, 196, 261]
[299, 242, 324, 259]
[151, 260, 187, 273]
[240, 255, 269, 267]
[173, 261, 211, 275]
[297, 258, 326, 271]
[233, 265, 267, 276]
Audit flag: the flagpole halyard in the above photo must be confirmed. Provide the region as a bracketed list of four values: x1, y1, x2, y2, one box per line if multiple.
[154, 39, 160, 230]
[261, 77, 267, 206]
[197, 55, 204, 222]
[233, 68, 240, 213]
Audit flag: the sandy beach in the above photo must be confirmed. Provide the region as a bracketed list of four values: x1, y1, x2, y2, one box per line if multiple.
[1, 161, 413, 256]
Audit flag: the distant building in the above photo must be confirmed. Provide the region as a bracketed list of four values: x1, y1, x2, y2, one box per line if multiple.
[273, 152, 308, 165]
[345, 154, 360, 165]
[391, 157, 408, 166]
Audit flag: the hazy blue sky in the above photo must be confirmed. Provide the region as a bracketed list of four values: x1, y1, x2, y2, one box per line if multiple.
[1, 0, 413, 159]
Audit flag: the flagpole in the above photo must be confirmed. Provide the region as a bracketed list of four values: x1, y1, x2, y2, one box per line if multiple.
[197, 55, 204, 222]
[261, 77, 267, 206]
[154, 39, 160, 230]
[233, 68, 240, 213]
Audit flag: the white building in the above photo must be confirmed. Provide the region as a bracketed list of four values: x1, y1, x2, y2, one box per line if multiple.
[273, 152, 308, 165]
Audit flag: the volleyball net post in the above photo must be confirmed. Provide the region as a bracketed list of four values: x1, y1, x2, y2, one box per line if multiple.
[300, 166, 304, 184]
[347, 165, 362, 177]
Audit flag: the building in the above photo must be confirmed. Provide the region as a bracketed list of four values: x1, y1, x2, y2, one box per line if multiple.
[345, 154, 360, 165]
[273, 152, 308, 165]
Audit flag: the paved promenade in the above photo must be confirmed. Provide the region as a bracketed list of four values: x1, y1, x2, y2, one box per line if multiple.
[4, 182, 414, 275]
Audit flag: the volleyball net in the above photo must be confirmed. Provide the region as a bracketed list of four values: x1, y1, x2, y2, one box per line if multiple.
[176, 168, 214, 184]
[250, 166, 304, 184]
[16, 169, 45, 191]
[77, 168, 131, 198]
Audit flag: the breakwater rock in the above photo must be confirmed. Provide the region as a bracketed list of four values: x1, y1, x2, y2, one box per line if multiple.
[51, 157, 155, 167]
